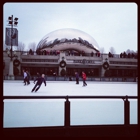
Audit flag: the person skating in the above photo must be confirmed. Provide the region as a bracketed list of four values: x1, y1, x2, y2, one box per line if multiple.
[75, 72, 79, 84]
[33, 72, 40, 82]
[82, 71, 87, 87]
[31, 74, 46, 92]
[26, 69, 31, 85]
[23, 69, 28, 85]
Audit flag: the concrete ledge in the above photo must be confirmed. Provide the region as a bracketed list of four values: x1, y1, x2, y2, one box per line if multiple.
[3, 124, 138, 137]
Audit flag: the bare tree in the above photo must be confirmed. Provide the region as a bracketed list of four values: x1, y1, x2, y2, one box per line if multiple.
[17, 41, 25, 52]
[109, 46, 116, 54]
[99, 47, 105, 54]
[126, 49, 130, 54]
[125, 49, 137, 54]
[28, 42, 36, 52]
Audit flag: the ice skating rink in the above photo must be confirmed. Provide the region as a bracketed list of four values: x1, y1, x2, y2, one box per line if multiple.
[3, 80, 137, 128]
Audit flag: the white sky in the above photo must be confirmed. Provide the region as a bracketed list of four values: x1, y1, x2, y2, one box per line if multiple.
[3, 2, 138, 54]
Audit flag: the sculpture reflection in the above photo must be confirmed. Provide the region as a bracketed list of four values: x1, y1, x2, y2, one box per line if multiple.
[36, 28, 100, 53]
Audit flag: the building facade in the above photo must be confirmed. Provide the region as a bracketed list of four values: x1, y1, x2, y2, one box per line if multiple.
[3, 28, 137, 80]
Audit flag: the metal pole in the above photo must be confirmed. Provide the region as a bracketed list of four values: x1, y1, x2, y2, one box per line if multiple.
[10, 15, 13, 61]
[64, 96, 70, 127]
[124, 96, 130, 125]
[2, 98, 4, 126]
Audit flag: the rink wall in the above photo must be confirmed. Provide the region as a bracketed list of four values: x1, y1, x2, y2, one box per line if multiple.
[3, 95, 138, 137]
[3, 75, 137, 82]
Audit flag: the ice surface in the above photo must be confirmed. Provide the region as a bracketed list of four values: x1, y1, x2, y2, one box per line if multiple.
[3, 80, 137, 128]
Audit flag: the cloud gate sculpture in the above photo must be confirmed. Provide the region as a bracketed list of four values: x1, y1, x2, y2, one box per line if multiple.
[36, 28, 100, 53]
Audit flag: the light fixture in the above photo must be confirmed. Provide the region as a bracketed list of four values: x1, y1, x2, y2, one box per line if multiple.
[14, 21, 18, 25]
[8, 21, 12, 25]
[8, 16, 12, 20]
[6, 15, 18, 60]
[14, 17, 18, 21]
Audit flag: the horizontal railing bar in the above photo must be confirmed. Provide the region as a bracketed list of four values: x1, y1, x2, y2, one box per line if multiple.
[3, 95, 137, 100]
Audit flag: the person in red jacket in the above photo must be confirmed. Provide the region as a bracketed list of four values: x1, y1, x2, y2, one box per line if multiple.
[82, 71, 87, 87]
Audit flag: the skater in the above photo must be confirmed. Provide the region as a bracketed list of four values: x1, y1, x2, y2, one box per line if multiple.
[23, 69, 28, 85]
[31, 74, 46, 92]
[82, 71, 87, 87]
[34, 72, 40, 82]
[26, 69, 31, 85]
[75, 72, 79, 84]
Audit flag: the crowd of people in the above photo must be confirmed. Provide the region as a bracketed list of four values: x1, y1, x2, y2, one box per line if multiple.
[28, 49, 101, 57]
[108, 51, 137, 59]
[29, 49, 60, 56]
[91, 51, 100, 57]
[28, 48, 137, 59]
[119, 52, 137, 59]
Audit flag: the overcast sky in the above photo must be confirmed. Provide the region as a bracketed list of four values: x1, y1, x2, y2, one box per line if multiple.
[3, 2, 137, 54]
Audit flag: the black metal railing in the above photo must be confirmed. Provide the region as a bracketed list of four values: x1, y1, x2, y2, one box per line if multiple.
[3, 95, 137, 127]
[3, 75, 138, 82]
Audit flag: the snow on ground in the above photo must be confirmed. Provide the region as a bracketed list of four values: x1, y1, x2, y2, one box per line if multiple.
[3, 80, 138, 128]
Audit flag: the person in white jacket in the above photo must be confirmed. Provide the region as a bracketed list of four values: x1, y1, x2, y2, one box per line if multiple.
[23, 69, 28, 85]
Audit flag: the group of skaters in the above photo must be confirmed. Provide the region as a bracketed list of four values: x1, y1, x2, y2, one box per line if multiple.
[23, 69, 87, 93]
[23, 70, 46, 92]
[75, 71, 87, 87]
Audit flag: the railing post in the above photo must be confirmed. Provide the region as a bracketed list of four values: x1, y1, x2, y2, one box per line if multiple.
[124, 95, 130, 125]
[64, 96, 70, 127]
[2, 98, 4, 126]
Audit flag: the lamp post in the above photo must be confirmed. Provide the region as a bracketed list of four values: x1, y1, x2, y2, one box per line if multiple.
[6, 15, 18, 80]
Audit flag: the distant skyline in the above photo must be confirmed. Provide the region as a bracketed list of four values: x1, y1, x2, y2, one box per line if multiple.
[3, 2, 137, 54]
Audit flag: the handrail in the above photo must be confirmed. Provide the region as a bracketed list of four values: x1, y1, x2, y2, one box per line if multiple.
[3, 95, 138, 127]
[3, 95, 137, 100]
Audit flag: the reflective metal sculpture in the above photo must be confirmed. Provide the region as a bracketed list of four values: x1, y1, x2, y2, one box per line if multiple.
[36, 28, 99, 52]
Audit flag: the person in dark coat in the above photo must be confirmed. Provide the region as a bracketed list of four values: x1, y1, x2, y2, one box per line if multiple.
[31, 74, 46, 92]
[26, 69, 31, 85]
[75, 72, 79, 84]
[34, 72, 40, 82]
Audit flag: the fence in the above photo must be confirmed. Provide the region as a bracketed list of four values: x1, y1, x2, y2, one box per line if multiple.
[3, 75, 137, 82]
[3, 95, 137, 127]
